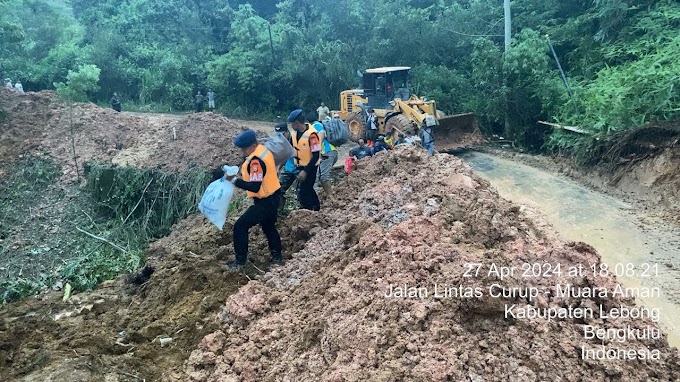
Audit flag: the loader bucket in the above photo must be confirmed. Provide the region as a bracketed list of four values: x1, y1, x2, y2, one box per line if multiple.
[435, 113, 484, 151]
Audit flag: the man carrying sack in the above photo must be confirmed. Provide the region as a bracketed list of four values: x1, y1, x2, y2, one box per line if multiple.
[224, 129, 283, 269]
[287, 109, 322, 211]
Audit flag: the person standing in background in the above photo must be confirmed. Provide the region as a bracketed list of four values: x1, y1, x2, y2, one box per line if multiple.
[288, 109, 321, 211]
[195, 91, 204, 113]
[207, 89, 215, 111]
[311, 116, 338, 196]
[274, 122, 298, 212]
[111, 93, 121, 112]
[419, 120, 435, 156]
[14, 80, 24, 93]
[316, 102, 330, 121]
[365, 108, 379, 146]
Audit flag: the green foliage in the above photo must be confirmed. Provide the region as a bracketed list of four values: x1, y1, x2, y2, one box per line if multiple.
[62, 248, 145, 291]
[463, 38, 505, 130]
[0, 157, 215, 301]
[1, 0, 678, 157]
[54, 64, 101, 102]
[565, 37, 680, 134]
[412, 64, 470, 114]
[2, 278, 45, 302]
[85, 163, 211, 239]
[548, 1, 680, 156]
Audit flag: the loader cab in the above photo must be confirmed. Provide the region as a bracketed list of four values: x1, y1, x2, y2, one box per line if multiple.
[361, 66, 412, 110]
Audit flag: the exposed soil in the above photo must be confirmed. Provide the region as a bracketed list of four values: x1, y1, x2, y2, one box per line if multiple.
[0, 88, 320, 381]
[183, 147, 679, 381]
[0, 88, 261, 181]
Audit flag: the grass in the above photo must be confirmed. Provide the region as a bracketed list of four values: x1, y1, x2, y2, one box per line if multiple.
[0, 158, 216, 302]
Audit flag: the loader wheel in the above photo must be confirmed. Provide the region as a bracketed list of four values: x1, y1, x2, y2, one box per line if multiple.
[345, 111, 366, 142]
[385, 114, 413, 136]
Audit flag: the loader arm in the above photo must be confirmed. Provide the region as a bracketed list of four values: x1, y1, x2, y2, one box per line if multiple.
[394, 99, 429, 125]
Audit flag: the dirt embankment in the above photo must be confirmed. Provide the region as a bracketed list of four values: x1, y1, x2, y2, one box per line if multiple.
[0, 204, 319, 381]
[0, 88, 255, 179]
[0, 88, 286, 380]
[183, 147, 679, 381]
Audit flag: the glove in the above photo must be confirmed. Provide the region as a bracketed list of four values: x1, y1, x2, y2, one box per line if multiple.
[222, 165, 239, 176]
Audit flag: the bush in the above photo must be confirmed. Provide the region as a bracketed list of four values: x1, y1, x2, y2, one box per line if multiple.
[54, 64, 101, 102]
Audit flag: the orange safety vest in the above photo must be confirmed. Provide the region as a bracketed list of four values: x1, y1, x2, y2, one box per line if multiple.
[292, 124, 321, 167]
[240, 144, 281, 199]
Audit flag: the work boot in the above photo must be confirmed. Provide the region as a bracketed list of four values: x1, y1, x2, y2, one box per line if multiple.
[322, 181, 332, 195]
[271, 251, 284, 265]
[226, 255, 247, 270]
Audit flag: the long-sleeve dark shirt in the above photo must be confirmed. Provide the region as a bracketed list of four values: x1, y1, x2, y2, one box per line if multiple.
[234, 156, 267, 194]
[350, 146, 374, 159]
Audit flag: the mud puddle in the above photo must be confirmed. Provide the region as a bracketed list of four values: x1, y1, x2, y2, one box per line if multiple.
[459, 151, 680, 348]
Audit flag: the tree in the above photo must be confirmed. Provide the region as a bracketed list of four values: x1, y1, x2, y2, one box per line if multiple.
[54, 64, 101, 102]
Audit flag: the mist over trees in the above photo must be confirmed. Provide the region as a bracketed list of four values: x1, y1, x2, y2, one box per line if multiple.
[1, 0, 678, 152]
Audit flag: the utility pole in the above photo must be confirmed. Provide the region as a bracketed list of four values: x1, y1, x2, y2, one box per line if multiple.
[504, 0, 512, 138]
[504, 0, 511, 52]
[267, 22, 275, 71]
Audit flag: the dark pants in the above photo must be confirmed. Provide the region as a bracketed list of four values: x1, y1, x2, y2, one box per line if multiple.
[195, 102, 203, 112]
[297, 167, 320, 211]
[366, 129, 378, 142]
[279, 171, 298, 194]
[233, 191, 282, 262]
[112, 104, 121, 112]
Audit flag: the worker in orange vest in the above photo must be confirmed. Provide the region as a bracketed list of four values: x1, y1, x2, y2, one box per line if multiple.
[224, 129, 283, 269]
[287, 109, 321, 211]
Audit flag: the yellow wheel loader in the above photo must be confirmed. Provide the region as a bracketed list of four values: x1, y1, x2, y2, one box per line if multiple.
[334, 66, 482, 150]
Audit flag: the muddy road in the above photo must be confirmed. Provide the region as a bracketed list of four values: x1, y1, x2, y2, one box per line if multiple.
[459, 151, 680, 348]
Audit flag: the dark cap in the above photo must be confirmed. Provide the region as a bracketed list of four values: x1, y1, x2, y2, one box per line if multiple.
[233, 129, 258, 148]
[274, 122, 288, 132]
[287, 109, 304, 123]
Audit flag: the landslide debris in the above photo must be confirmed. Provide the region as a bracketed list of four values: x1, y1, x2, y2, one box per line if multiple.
[1, 87, 678, 381]
[185, 147, 680, 382]
[0, 88, 250, 180]
[0, 88, 283, 380]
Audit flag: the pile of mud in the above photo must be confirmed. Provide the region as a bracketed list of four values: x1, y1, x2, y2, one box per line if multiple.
[0, 88, 250, 180]
[0, 205, 314, 381]
[184, 147, 679, 381]
[113, 112, 252, 173]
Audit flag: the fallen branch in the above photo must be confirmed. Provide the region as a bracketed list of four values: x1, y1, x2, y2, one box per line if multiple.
[251, 263, 265, 274]
[113, 368, 143, 381]
[122, 178, 154, 224]
[75, 226, 128, 253]
[538, 121, 590, 135]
